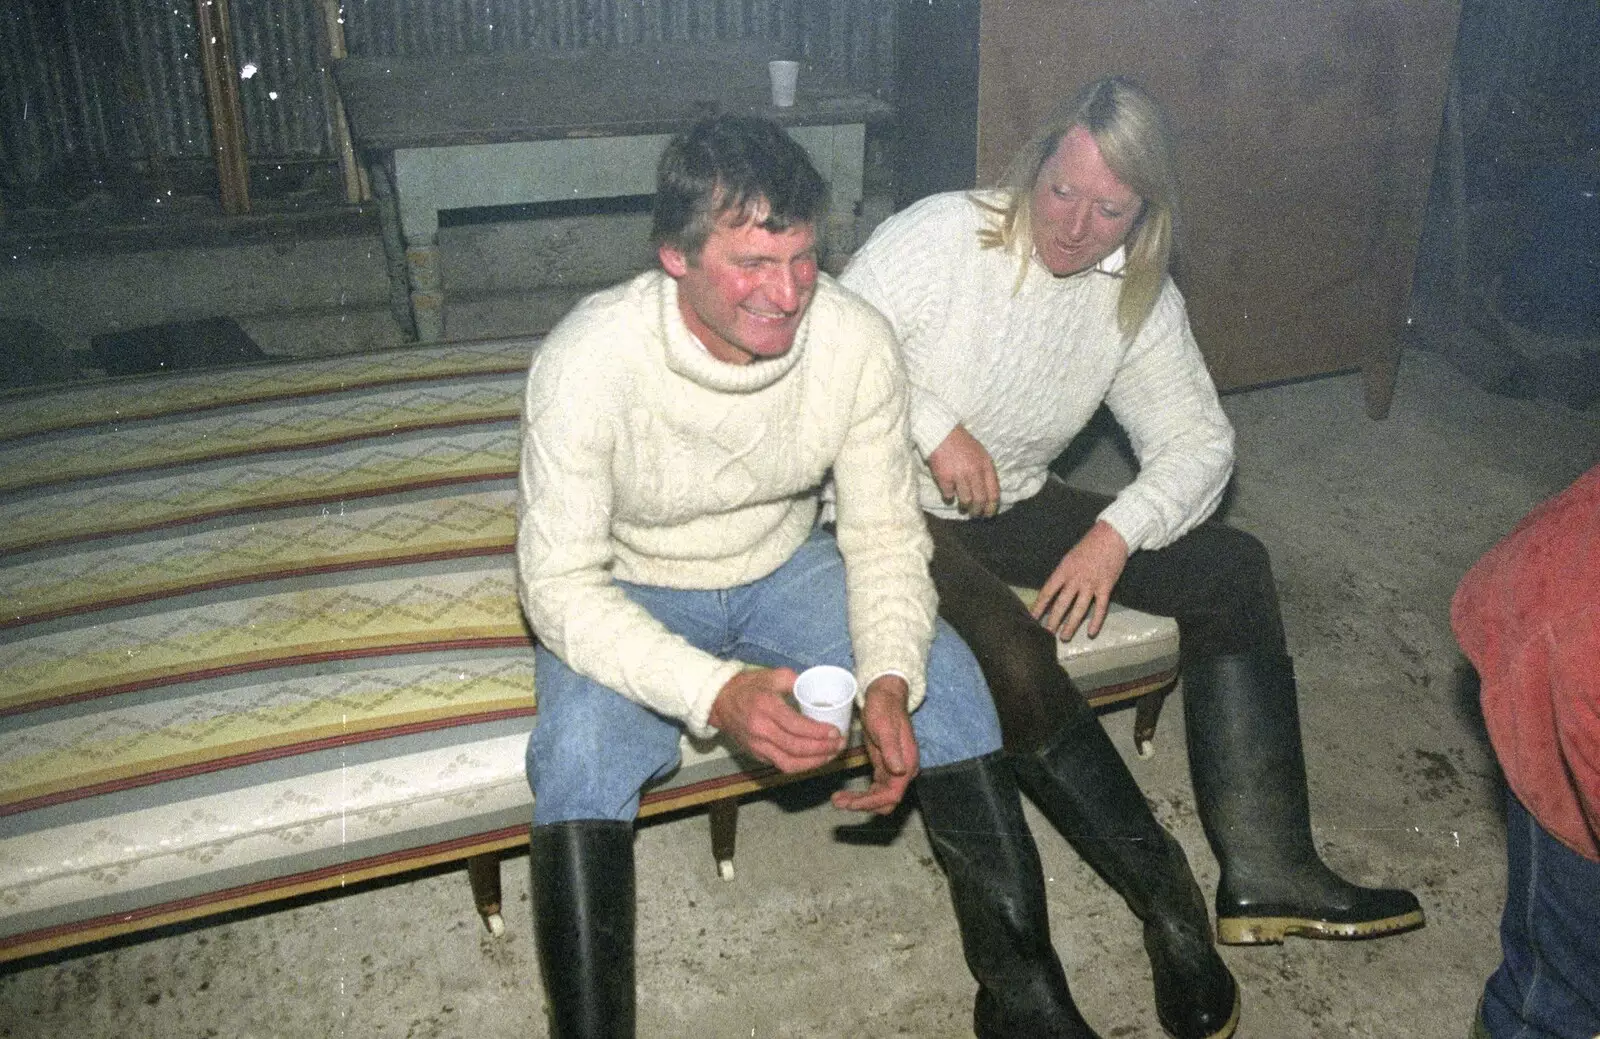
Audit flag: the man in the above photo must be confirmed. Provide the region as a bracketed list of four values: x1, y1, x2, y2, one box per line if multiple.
[516, 115, 1099, 1037]
[1454, 462, 1600, 1039]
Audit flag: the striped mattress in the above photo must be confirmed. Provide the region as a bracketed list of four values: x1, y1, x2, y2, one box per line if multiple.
[0, 338, 1176, 962]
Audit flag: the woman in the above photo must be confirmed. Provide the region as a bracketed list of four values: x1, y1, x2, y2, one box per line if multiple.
[841, 76, 1422, 1039]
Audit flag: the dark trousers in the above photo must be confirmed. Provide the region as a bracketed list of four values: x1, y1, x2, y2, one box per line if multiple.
[926, 477, 1287, 752]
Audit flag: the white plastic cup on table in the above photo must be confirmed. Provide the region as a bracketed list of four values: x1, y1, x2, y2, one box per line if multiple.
[793, 664, 856, 735]
[768, 60, 800, 107]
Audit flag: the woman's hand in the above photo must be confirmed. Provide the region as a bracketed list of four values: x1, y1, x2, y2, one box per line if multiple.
[928, 424, 1001, 517]
[1030, 520, 1129, 641]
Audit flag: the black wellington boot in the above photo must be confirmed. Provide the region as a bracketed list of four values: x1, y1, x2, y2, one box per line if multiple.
[916, 751, 1101, 1039]
[1182, 653, 1425, 945]
[529, 820, 636, 1038]
[1012, 712, 1239, 1039]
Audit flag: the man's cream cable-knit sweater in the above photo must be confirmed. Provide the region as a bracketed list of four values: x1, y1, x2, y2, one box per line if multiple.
[515, 269, 937, 738]
[840, 191, 1235, 553]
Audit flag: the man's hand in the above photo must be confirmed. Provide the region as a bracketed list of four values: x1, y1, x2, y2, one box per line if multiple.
[1030, 519, 1130, 642]
[928, 424, 1001, 517]
[709, 668, 845, 773]
[832, 675, 919, 814]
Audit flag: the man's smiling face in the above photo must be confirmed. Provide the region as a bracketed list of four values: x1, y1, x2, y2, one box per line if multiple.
[659, 201, 819, 365]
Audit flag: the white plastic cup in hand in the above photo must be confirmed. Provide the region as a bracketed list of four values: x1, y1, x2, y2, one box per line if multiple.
[768, 60, 800, 107]
[793, 665, 856, 735]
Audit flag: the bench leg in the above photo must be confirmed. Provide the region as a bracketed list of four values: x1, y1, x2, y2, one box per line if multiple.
[466, 852, 506, 936]
[368, 161, 417, 339]
[1132, 688, 1170, 760]
[404, 238, 444, 342]
[709, 799, 739, 881]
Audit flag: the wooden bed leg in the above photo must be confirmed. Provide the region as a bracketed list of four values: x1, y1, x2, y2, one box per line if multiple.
[466, 852, 506, 936]
[1132, 688, 1169, 760]
[709, 799, 739, 881]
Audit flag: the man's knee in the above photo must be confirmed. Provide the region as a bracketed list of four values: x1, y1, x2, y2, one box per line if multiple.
[528, 660, 683, 824]
[530, 723, 677, 824]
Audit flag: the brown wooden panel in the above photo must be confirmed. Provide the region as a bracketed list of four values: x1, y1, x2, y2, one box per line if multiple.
[194, 0, 251, 215]
[977, 1, 1459, 409]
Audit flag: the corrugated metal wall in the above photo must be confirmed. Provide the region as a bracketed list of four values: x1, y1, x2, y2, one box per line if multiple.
[333, 0, 884, 72]
[1, 0, 214, 184]
[1, 0, 893, 194]
[232, 0, 336, 160]
[6, 0, 1596, 204]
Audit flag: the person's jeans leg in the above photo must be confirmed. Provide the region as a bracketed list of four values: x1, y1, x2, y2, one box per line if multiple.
[1480, 791, 1600, 1038]
[529, 644, 689, 825]
[528, 583, 730, 826]
[728, 530, 1083, 1030]
[531, 530, 1001, 821]
[915, 614, 1006, 767]
[528, 594, 722, 1038]
[729, 528, 1002, 767]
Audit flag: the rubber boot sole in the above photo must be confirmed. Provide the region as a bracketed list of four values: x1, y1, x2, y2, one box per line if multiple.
[1163, 989, 1240, 1039]
[1217, 906, 1426, 945]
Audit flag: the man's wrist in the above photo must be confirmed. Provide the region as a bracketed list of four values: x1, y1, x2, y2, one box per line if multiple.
[863, 671, 911, 705]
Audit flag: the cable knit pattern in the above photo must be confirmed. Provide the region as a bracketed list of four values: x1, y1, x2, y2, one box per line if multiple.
[839, 191, 1236, 552]
[516, 270, 936, 737]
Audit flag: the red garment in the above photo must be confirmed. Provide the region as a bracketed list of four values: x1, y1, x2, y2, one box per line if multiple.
[1452, 462, 1600, 862]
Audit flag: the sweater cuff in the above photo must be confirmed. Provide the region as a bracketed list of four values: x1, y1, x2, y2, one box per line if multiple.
[860, 668, 920, 706]
[1097, 497, 1159, 555]
[908, 390, 961, 460]
[684, 658, 749, 740]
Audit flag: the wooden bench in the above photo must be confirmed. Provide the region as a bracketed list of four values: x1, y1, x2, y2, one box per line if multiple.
[0, 340, 1175, 960]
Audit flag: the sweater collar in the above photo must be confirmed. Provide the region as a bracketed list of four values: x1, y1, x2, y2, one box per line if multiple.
[1094, 246, 1128, 275]
[1027, 244, 1127, 280]
[656, 271, 808, 393]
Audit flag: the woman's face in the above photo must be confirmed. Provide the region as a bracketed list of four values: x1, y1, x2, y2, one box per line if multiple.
[1029, 126, 1142, 277]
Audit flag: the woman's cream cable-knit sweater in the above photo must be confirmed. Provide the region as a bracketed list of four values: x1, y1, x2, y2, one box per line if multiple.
[515, 269, 937, 737]
[840, 191, 1235, 553]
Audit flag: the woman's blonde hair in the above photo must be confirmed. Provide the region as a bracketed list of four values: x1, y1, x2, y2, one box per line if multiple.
[977, 76, 1178, 338]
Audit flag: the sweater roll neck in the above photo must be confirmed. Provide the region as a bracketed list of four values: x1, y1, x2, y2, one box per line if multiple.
[658, 272, 808, 393]
[1026, 243, 1129, 284]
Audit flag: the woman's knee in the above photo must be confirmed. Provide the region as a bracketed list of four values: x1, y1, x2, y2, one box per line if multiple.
[1160, 524, 1287, 658]
[985, 621, 1066, 701]
[1181, 522, 1274, 588]
[955, 611, 1089, 752]
[1210, 528, 1286, 653]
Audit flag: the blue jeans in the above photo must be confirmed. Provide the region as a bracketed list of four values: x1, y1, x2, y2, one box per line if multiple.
[1478, 791, 1600, 1039]
[528, 529, 1002, 825]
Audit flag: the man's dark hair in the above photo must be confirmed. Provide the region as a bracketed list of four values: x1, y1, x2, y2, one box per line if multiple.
[651, 114, 828, 258]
